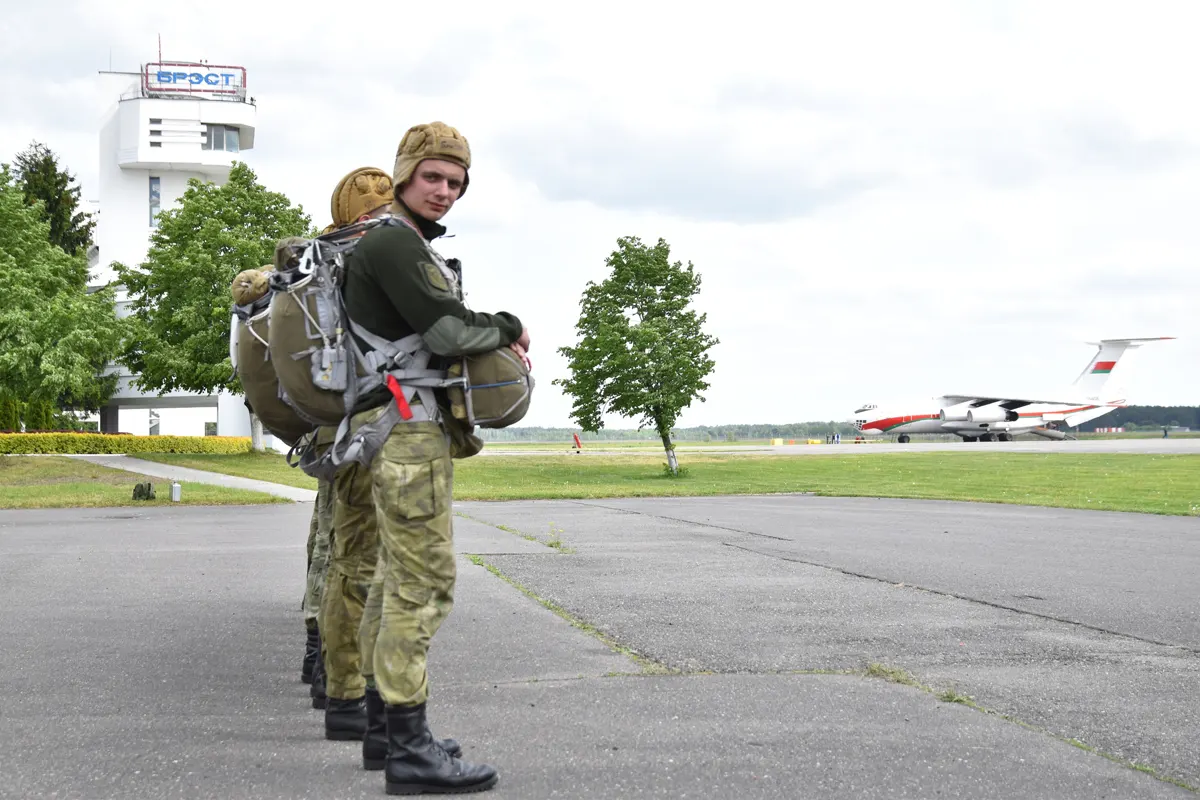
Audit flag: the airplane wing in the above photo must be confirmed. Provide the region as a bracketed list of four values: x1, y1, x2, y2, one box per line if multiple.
[1062, 406, 1120, 426]
[939, 394, 1113, 409]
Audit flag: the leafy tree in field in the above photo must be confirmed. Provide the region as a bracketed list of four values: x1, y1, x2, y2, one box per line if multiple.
[13, 141, 95, 257]
[115, 162, 313, 396]
[0, 165, 122, 411]
[555, 235, 719, 473]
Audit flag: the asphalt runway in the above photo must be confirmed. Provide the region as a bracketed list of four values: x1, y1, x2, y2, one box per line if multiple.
[2, 495, 1196, 798]
[479, 437, 1200, 456]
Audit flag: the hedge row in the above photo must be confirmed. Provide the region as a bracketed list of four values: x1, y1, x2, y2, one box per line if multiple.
[0, 433, 254, 455]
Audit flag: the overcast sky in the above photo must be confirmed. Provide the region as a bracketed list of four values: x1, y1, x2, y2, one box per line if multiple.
[2, 1, 1196, 428]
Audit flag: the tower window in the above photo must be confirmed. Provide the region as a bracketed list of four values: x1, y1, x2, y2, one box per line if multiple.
[149, 176, 161, 228]
[149, 118, 162, 124]
[202, 124, 241, 152]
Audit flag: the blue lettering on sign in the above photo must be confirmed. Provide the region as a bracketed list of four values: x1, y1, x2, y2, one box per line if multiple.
[152, 70, 240, 88]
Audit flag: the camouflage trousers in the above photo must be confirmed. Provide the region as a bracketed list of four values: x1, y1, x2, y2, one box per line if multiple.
[302, 478, 335, 625]
[320, 457, 381, 700]
[360, 418, 456, 708]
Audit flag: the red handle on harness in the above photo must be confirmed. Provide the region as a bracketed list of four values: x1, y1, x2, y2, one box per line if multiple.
[385, 374, 414, 421]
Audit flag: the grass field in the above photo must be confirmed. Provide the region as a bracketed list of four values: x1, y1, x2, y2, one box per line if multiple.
[0, 456, 288, 510]
[477, 440, 778, 451]
[463, 432, 1200, 451]
[135, 451, 1200, 516]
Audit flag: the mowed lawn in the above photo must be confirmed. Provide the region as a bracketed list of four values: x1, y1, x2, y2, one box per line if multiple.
[135, 451, 1200, 516]
[0, 456, 288, 509]
[476, 440, 776, 450]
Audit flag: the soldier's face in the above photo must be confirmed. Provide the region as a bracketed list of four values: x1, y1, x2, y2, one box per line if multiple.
[400, 159, 466, 222]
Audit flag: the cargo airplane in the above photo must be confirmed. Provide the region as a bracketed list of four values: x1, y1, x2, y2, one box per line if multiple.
[851, 337, 1173, 443]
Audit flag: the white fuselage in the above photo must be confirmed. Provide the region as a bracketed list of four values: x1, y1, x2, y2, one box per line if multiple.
[853, 397, 1119, 439]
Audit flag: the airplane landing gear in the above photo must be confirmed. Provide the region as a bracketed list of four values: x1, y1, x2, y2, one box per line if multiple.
[981, 433, 998, 442]
[897, 434, 911, 444]
[962, 436, 979, 442]
[998, 433, 1013, 442]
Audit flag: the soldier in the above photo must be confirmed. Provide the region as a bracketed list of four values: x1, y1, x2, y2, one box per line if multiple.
[271, 219, 340, 710]
[304, 428, 341, 710]
[341, 122, 526, 794]
[317, 167, 398, 739]
[305, 168, 467, 769]
[301, 476, 333, 704]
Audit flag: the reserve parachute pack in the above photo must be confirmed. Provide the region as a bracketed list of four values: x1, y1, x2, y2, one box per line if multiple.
[264, 214, 534, 481]
[229, 266, 315, 447]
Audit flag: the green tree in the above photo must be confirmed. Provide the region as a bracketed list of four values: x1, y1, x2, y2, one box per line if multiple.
[0, 165, 123, 411]
[12, 141, 95, 257]
[115, 162, 312, 397]
[0, 394, 19, 431]
[22, 399, 45, 431]
[554, 235, 719, 473]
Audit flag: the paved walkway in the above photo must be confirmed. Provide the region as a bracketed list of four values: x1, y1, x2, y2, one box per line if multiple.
[1, 495, 1194, 798]
[74, 454, 318, 502]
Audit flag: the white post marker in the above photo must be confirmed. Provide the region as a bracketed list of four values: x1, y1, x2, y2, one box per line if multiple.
[171, 482, 182, 503]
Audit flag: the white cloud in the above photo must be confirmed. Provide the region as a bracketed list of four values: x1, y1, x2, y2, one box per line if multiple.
[2, 0, 1197, 428]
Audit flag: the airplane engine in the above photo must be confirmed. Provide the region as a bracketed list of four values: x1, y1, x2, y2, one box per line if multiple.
[966, 406, 1020, 423]
[939, 403, 973, 421]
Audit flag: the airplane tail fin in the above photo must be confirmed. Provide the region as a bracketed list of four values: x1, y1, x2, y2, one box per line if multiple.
[1069, 337, 1174, 401]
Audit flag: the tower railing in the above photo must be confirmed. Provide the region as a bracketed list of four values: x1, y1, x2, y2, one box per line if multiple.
[119, 83, 255, 105]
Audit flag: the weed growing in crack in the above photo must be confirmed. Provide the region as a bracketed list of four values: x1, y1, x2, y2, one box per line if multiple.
[865, 662, 920, 687]
[937, 688, 973, 705]
[545, 522, 574, 552]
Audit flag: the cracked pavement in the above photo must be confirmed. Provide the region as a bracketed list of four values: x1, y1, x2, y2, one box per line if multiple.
[1, 496, 1196, 798]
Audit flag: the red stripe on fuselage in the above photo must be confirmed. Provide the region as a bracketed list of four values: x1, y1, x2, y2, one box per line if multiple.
[861, 414, 939, 432]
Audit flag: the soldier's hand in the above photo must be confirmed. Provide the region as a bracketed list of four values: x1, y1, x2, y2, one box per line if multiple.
[510, 331, 532, 370]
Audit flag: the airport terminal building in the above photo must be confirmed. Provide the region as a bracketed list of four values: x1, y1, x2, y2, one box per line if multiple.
[91, 60, 266, 441]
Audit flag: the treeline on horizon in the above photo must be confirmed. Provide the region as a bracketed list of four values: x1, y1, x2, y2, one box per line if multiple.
[477, 405, 1198, 441]
[1078, 405, 1198, 431]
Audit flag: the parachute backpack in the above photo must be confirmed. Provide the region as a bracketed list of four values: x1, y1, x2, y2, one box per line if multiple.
[266, 214, 534, 481]
[445, 348, 534, 429]
[229, 264, 316, 447]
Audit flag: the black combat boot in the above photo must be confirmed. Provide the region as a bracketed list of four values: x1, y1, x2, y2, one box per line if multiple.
[310, 651, 326, 710]
[325, 695, 367, 741]
[364, 688, 461, 770]
[301, 622, 320, 684]
[383, 703, 497, 795]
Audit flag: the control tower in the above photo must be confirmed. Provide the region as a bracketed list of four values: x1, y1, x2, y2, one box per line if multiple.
[93, 61, 262, 439]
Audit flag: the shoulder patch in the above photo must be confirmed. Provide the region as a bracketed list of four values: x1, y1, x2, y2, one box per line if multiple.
[421, 261, 450, 292]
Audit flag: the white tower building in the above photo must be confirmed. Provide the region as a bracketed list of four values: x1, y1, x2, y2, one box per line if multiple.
[93, 60, 266, 443]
